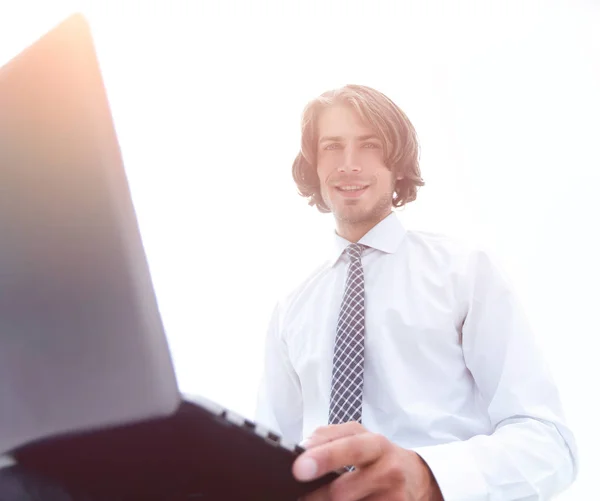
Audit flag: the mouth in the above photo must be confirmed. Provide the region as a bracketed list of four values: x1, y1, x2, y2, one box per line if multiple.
[334, 184, 369, 198]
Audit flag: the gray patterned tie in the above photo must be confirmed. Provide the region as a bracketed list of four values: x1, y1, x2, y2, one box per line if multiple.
[329, 243, 366, 426]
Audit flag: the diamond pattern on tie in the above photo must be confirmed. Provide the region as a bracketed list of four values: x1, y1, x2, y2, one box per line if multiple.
[329, 243, 366, 426]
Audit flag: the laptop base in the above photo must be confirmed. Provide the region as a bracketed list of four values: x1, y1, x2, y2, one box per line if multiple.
[13, 400, 338, 501]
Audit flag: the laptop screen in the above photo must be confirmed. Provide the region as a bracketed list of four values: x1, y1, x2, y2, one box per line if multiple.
[0, 13, 180, 455]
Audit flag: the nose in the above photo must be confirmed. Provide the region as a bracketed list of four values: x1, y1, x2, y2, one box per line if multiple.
[337, 144, 362, 174]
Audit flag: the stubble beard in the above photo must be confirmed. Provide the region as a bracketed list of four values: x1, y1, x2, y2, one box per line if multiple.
[327, 189, 394, 229]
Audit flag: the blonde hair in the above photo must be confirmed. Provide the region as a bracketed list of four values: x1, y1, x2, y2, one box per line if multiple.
[292, 84, 424, 212]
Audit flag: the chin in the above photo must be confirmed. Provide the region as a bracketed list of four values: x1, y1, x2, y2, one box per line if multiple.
[333, 205, 375, 224]
[332, 199, 392, 225]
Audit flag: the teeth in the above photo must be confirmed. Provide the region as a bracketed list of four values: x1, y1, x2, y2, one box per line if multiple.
[338, 185, 366, 191]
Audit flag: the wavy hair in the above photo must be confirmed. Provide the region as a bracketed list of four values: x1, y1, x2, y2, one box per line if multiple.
[292, 84, 424, 213]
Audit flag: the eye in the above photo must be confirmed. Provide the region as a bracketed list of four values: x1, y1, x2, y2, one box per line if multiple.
[362, 142, 380, 149]
[324, 143, 342, 150]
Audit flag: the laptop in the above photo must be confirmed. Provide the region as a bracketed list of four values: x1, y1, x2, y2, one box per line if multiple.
[0, 13, 337, 500]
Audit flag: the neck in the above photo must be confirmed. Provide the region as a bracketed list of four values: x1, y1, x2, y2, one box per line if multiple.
[335, 211, 392, 243]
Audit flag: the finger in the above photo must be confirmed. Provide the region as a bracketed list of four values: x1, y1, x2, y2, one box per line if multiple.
[301, 421, 366, 449]
[294, 432, 388, 482]
[302, 466, 389, 501]
[362, 495, 391, 501]
[328, 461, 392, 501]
[300, 469, 361, 501]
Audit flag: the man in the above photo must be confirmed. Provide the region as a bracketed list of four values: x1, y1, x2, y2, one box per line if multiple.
[255, 84, 578, 500]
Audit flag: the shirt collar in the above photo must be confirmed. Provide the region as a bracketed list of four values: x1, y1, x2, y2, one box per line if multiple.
[329, 211, 406, 266]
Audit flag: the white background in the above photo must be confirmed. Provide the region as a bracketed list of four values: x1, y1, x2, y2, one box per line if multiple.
[1, 1, 598, 499]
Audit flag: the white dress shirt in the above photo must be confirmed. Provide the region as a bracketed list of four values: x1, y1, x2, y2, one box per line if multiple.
[255, 212, 577, 500]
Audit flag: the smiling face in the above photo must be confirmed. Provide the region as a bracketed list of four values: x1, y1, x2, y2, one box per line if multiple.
[316, 105, 401, 241]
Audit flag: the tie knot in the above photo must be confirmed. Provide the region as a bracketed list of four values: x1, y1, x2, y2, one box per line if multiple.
[346, 243, 364, 262]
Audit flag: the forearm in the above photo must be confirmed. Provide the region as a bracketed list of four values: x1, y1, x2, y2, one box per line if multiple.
[413, 417, 576, 501]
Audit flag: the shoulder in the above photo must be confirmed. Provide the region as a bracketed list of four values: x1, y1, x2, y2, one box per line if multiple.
[265, 259, 331, 342]
[275, 258, 332, 320]
[403, 229, 477, 266]
[402, 229, 507, 283]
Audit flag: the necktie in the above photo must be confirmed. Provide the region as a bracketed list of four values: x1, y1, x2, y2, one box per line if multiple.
[329, 243, 366, 425]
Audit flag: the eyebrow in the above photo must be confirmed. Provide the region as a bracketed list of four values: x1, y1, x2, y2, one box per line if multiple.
[318, 134, 380, 144]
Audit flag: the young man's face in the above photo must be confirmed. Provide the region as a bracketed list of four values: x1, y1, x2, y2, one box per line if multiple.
[316, 105, 398, 229]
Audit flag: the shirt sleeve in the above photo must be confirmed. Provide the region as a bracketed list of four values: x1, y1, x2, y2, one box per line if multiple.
[254, 302, 304, 444]
[412, 249, 578, 501]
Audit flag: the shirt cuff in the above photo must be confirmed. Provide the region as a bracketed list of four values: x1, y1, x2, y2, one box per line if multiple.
[411, 441, 488, 501]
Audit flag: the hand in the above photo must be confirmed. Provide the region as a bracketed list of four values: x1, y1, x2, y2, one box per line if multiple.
[293, 422, 443, 501]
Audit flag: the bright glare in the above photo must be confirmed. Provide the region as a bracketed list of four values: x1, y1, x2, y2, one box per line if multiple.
[1, 1, 598, 499]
